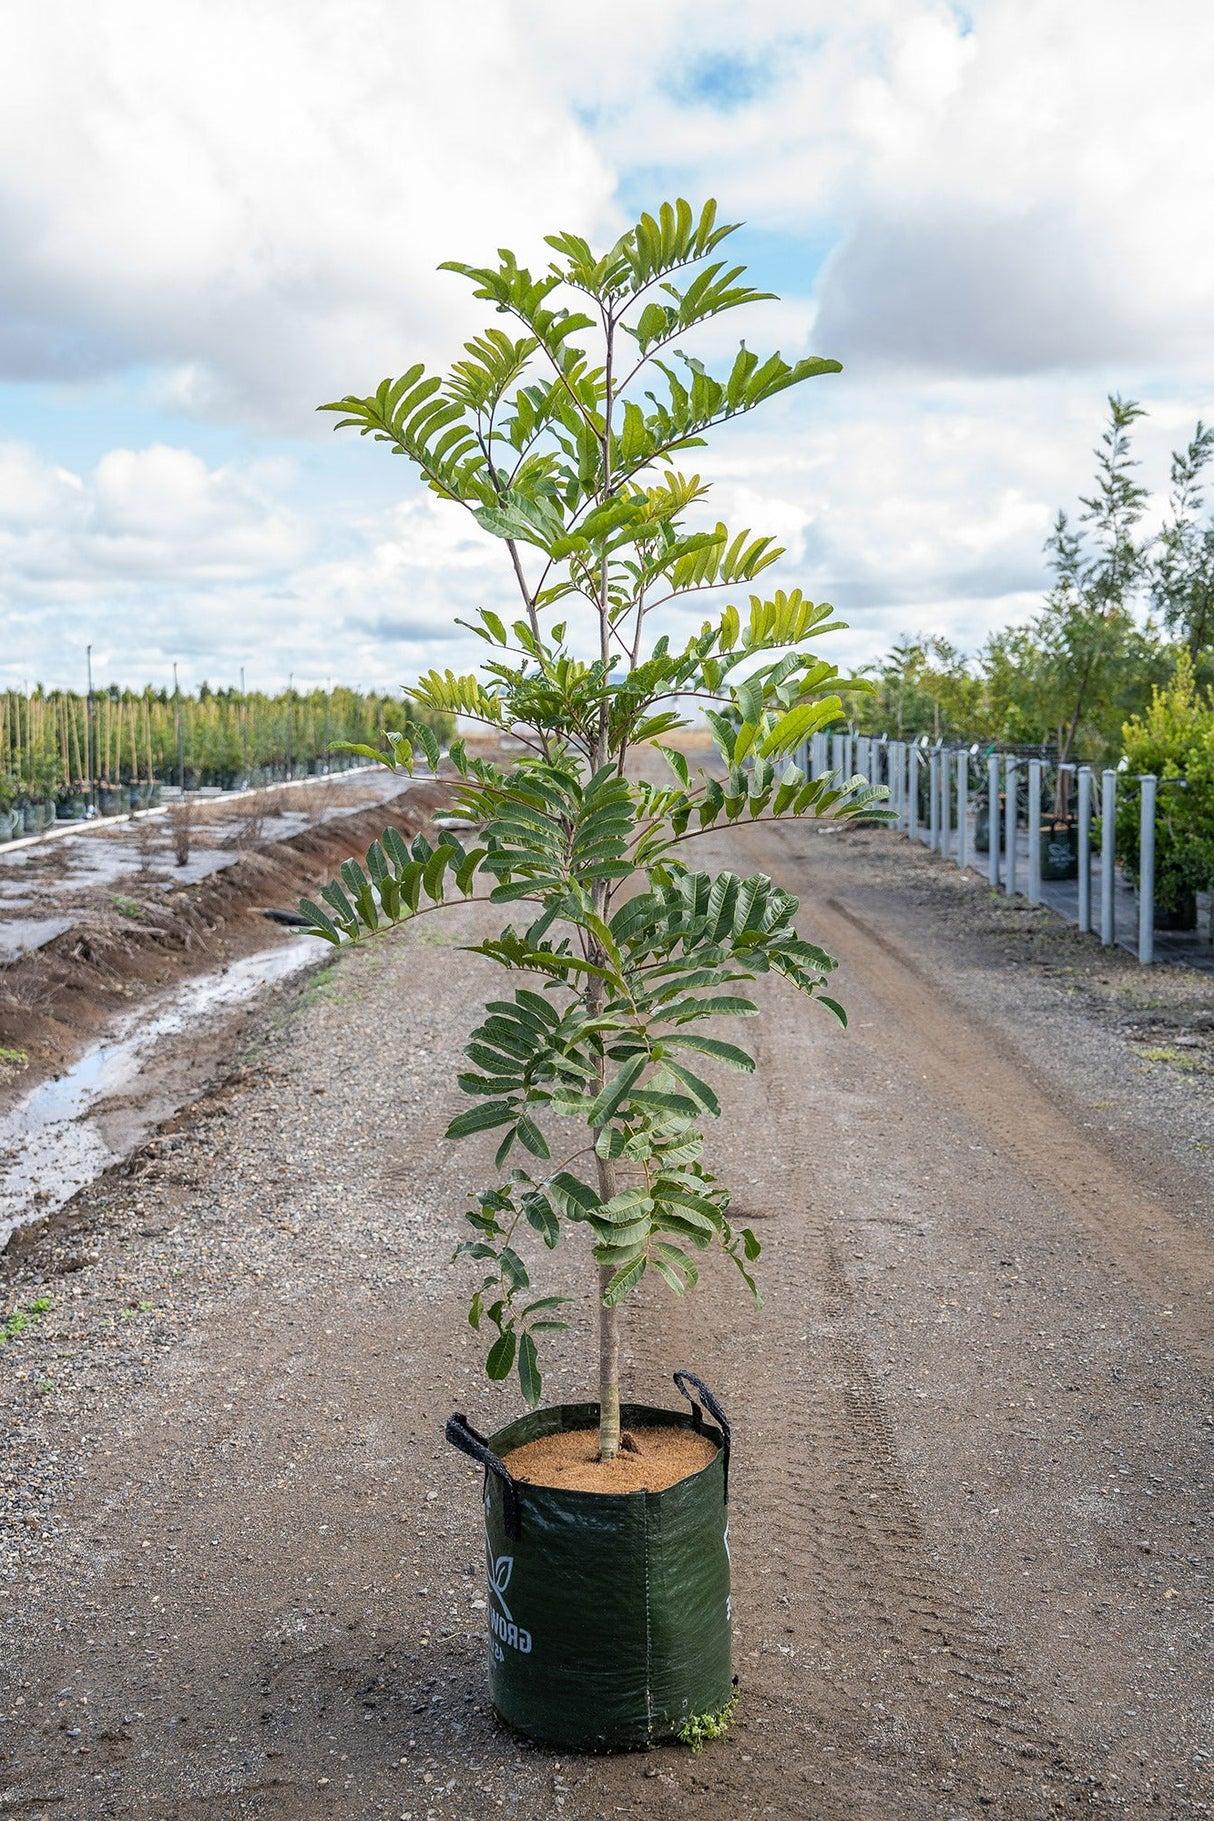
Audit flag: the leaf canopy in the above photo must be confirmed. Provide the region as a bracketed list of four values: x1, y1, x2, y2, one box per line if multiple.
[301, 198, 888, 1407]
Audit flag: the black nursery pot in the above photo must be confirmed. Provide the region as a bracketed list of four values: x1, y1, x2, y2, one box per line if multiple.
[447, 1372, 733, 1753]
[1041, 820, 1079, 881]
[1154, 890, 1198, 932]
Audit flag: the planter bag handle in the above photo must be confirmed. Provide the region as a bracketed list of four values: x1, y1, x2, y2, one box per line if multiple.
[673, 1370, 731, 1504]
[445, 1412, 520, 1539]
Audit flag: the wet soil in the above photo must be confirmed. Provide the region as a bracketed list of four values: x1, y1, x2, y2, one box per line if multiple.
[502, 1426, 718, 1495]
[0, 777, 449, 1098]
[1, 798, 1211, 1820]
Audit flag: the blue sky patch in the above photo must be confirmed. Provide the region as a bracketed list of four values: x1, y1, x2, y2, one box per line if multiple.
[667, 49, 783, 112]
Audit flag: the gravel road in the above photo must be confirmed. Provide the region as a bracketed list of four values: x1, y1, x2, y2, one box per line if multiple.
[1, 810, 1211, 1821]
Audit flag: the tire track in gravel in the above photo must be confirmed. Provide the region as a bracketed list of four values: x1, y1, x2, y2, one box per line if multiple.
[626, 813, 1160, 1817]
[815, 888, 1214, 1369]
[703, 1024, 1088, 1820]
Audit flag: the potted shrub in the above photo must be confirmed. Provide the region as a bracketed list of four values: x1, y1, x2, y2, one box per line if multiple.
[300, 199, 883, 1750]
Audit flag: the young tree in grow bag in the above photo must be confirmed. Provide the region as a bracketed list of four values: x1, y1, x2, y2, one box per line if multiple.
[299, 198, 887, 1748]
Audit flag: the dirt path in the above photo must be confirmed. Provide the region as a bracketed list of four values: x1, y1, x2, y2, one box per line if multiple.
[1, 813, 1210, 1820]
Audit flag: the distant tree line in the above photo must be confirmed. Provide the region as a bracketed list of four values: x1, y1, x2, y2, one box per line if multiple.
[0, 682, 453, 810]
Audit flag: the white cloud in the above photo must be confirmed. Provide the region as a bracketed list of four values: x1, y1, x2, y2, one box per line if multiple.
[1, 0, 616, 427]
[0, 441, 303, 616]
[4, 0, 1214, 696]
[815, 0, 1214, 373]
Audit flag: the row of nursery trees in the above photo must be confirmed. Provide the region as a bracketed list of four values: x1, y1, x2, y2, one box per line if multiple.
[0, 683, 452, 808]
[856, 397, 1214, 921]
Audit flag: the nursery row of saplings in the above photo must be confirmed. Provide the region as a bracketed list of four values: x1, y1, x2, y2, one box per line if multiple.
[0, 685, 453, 836]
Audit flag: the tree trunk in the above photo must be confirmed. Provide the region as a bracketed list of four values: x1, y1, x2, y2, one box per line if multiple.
[596, 1253, 621, 1461]
[587, 892, 621, 1460]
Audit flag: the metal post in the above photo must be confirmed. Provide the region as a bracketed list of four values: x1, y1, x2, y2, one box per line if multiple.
[1138, 775, 1156, 965]
[908, 746, 919, 843]
[1027, 757, 1042, 905]
[1100, 769, 1116, 945]
[1004, 756, 1018, 898]
[240, 665, 249, 786]
[987, 753, 999, 888]
[957, 751, 969, 869]
[928, 750, 939, 850]
[1077, 766, 1092, 932]
[941, 750, 952, 859]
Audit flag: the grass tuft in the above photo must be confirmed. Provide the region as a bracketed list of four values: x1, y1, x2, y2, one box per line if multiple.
[676, 1692, 737, 1753]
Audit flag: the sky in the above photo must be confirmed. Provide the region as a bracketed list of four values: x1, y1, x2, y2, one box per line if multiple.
[2, 0, 1213, 695]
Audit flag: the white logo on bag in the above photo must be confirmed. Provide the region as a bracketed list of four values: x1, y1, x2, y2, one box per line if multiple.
[486, 1543, 532, 1655]
[724, 1520, 732, 1622]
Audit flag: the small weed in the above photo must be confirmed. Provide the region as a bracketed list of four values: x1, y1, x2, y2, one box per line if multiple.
[112, 894, 144, 920]
[676, 1693, 737, 1754]
[1134, 1045, 1203, 1072]
[299, 963, 347, 1009]
[169, 798, 194, 866]
[302, 965, 336, 996]
[1, 1296, 52, 1344]
[0, 1046, 29, 1071]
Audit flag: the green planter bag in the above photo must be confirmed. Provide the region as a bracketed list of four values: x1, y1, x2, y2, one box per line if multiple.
[447, 1371, 733, 1752]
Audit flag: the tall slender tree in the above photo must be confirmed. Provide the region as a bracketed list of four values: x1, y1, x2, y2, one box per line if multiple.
[1038, 394, 1150, 764]
[1152, 420, 1214, 666]
[298, 200, 883, 1460]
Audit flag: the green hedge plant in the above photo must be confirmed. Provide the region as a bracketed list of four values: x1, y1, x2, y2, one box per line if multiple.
[300, 199, 885, 1458]
[1118, 652, 1214, 927]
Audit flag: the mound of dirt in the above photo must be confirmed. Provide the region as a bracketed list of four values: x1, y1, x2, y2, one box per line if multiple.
[0, 780, 450, 1101]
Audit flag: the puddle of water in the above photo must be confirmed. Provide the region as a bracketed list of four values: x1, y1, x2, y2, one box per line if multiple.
[0, 936, 326, 1249]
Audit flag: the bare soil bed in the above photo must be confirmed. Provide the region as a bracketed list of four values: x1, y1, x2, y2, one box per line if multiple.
[0, 777, 449, 1098]
[0, 798, 1211, 1820]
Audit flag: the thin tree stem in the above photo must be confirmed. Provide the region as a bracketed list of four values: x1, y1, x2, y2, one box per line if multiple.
[595, 1193, 621, 1461]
